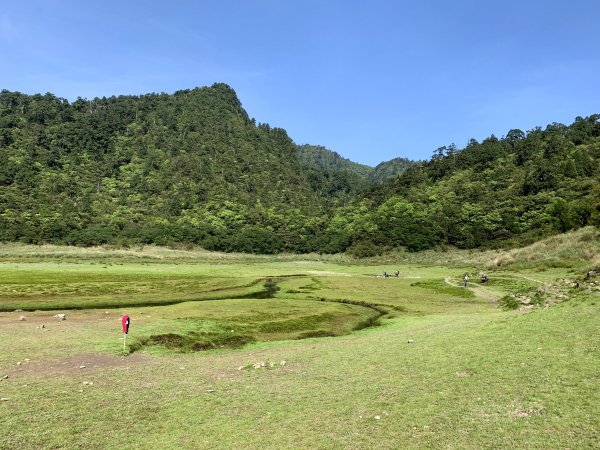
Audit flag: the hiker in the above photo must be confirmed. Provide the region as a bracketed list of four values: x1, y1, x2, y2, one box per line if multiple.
[383, 271, 388, 278]
[463, 273, 469, 288]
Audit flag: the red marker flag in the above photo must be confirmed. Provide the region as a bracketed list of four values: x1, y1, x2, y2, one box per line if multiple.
[121, 315, 130, 334]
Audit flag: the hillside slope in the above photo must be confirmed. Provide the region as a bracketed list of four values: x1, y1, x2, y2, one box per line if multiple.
[326, 116, 600, 253]
[0, 85, 598, 254]
[296, 144, 416, 186]
[0, 85, 328, 252]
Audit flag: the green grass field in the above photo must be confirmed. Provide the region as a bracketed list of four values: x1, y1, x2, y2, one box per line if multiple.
[0, 235, 598, 449]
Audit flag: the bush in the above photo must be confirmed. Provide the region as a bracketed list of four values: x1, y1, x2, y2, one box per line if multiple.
[347, 241, 384, 258]
[498, 295, 521, 310]
[65, 224, 118, 246]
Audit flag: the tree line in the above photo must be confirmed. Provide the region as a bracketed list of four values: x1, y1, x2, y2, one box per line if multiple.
[0, 85, 598, 254]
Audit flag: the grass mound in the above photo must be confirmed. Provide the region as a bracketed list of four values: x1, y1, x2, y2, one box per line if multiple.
[136, 331, 257, 352]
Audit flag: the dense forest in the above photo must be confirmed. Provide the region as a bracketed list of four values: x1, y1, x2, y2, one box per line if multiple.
[296, 144, 415, 197]
[339, 117, 600, 254]
[0, 84, 598, 254]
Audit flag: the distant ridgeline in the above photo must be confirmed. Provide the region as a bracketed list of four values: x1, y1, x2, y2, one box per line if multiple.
[0, 85, 598, 254]
[296, 144, 416, 193]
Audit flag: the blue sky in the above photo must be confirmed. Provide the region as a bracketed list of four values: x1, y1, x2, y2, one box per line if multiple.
[1, 0, 599, 166]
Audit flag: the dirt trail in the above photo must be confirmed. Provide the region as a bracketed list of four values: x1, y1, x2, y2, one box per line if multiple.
[444, 277, 500, 302]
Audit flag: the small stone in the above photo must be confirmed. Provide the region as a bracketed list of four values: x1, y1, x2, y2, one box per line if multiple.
[374, 416, 381, 420]
[54, 314, 66, 321]
[269, 362, 275, 368]
[2, 375, 8, 379]
[16, 362, 21, 366]
[0, 398, 8, 401]
[18, 315, 26, 321]
[280, 360, 287, 366]
[407, 339, 414, 344]
[79, 365, 86, 369]
[83, 381, 89, 385]
[237, 366, 245, 371]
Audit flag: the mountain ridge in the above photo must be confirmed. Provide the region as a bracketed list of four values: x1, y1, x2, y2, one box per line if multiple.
[1, 84, 598, 254]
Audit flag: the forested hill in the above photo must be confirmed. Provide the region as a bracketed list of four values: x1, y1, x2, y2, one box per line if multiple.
[296, 144, 416, 200]
[297, 144, 416, 184]
[368, 157, 416, 184]
[331, 116, 600, 255]
[0, 84, 335, 253]
[296, 144, 372, 200]
[296, 144, 372, 178]
[0, 84, 598, 255]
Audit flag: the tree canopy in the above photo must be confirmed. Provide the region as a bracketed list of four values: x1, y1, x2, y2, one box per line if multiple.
[0, 85, 598, 253]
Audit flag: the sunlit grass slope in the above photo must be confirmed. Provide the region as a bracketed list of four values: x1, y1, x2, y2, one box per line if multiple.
[0, 230, 598, 448]
[1, 297, 597, 448]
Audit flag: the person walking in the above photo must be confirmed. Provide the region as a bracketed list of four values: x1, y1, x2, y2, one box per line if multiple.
[463, 273, 469, 288]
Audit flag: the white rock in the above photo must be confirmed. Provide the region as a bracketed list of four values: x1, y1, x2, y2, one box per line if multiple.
[18, 315, 26, 321]
[280, 360, 287, 366]
[374, 416, 381, 420]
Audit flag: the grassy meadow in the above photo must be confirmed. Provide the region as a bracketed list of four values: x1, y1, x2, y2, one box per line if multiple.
[0, 229, 599, 449]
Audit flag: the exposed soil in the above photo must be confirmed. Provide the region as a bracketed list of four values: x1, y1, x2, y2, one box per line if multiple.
[3, 352, 150, 378]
